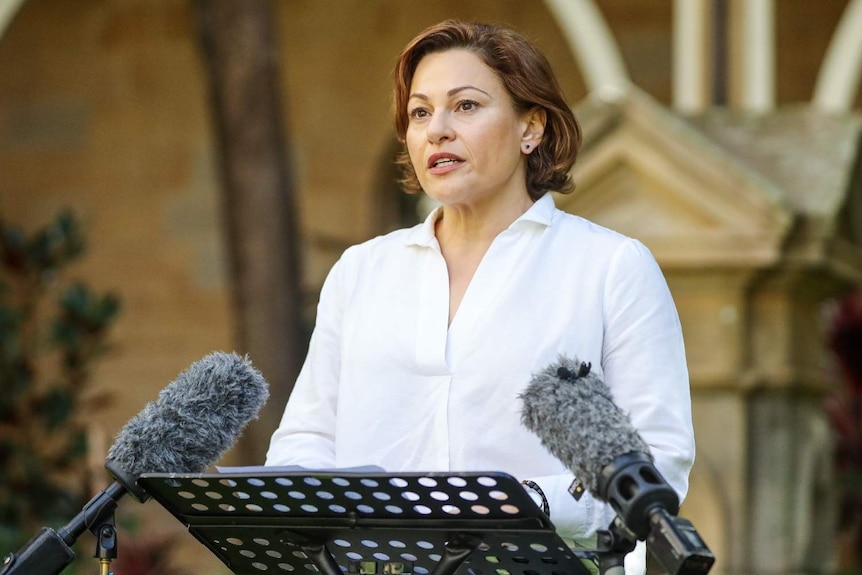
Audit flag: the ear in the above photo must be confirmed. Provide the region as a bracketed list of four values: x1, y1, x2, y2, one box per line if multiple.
[521, 107, 547, 154]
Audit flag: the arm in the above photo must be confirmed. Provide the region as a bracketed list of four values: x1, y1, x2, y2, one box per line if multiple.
[265, 256, 347, 468]
[601, 239, 695, 504]
[527, 238, 695, 544]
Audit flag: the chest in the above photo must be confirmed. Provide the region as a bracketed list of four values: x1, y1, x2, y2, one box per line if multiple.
[339, 235, 610, 377]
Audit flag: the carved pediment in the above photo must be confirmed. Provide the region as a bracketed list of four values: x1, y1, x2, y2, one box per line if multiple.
[688, 106, 862, 281]
[559, 88, 796, 268]
[561, 88, 862, 281]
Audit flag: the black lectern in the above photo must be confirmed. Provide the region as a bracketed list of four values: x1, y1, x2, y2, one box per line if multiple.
[138, 470, 594, 575]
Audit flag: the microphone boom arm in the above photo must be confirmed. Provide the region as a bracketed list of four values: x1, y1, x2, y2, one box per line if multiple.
[1, 481, 128, 575]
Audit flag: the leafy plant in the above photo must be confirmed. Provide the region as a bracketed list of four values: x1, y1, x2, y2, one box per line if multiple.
[0, 209, 120, 553]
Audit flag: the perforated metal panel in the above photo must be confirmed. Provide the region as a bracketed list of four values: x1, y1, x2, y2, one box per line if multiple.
[139, 471, 593, 575]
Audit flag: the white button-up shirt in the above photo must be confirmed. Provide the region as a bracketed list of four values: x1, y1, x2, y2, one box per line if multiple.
[266, 193, 695, 571]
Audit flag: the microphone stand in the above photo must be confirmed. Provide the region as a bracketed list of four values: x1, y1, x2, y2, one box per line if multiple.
[592, 519, 637, 575]
[589, 513, 714, 575]
[598, 454, 715, 575]
[94, 514, 118, 575]
[0, 481, 126, 575]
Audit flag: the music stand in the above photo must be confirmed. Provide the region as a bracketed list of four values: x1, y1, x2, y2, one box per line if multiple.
[138, 470, 594, 575]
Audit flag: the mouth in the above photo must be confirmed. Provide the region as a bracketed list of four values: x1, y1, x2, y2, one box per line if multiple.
[427, 153, 465, 171]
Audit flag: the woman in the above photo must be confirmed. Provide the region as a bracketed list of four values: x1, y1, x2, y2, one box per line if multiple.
[266, 19, 695, 575]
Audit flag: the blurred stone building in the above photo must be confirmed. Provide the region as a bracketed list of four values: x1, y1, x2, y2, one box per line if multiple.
[1, 1, 861, 574]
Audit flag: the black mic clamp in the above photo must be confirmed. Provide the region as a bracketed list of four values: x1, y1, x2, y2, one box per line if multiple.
[600, 452, 680, 537]
[599, 452, 714, 575]
[646, 511, 715, 575]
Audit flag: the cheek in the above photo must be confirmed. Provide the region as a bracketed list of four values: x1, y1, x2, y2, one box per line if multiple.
[481, 126, 520, 163]
[405, 134, 426, 171]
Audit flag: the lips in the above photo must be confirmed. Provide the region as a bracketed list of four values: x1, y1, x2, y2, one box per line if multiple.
[427, 152, 465, 173]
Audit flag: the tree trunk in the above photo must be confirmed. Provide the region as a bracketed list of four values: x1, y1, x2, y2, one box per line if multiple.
[196, 0, 303, 463]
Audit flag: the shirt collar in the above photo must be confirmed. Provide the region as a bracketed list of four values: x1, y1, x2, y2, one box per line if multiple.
[404, 193, 556, 247]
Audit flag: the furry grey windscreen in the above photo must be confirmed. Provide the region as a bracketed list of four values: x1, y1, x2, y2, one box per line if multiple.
[106, 351, 269, 476]
[520, 355, 650, 496]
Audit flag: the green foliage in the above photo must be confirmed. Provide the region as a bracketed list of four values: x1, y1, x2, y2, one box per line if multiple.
[0, 209, 120, 553]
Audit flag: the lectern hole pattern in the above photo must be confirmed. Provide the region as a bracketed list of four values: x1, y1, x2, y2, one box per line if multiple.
[157, 474, 523, 519]
[205, 531, 576, 574]
[141, 472, 589, 575]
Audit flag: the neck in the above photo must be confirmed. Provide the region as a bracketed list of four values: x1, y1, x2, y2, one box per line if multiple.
[435, 193, 534, 245]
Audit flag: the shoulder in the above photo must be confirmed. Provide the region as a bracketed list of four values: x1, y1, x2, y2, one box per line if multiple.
[548, 206, 651, 259]
[328, 224, 424, 286]
[543, 206, 667, 295]
[317, 226, 421, 305]
[339, 226, 418, 265]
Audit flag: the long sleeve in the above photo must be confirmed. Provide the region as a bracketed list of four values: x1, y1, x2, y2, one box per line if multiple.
[600, 239, 694, 504]
[265, 254, 347, 468]
[523, 238, 694, 571]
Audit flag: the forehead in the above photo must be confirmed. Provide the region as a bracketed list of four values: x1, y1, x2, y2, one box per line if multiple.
[410, 49, 506, 96]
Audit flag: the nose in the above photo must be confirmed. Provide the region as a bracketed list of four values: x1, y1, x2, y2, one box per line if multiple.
[426, 110, 454, 143]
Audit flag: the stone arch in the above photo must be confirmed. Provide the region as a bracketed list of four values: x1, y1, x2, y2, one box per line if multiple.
[0, 0, 26, 40]
[814, 0, 862, 112]
[542, 0, 630, 97]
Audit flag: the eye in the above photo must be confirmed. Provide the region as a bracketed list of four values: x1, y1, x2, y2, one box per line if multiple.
[409, 107, 430, 121]
[457, 100, 478, 112]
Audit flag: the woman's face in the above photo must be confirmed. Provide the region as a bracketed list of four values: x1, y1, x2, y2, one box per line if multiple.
[405, 49, 536, 210]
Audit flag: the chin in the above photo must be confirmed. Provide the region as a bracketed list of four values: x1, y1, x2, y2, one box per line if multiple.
[423, 182, 469, 202]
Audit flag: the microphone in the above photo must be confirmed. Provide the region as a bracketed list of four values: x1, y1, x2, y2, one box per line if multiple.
[1, 351, 269, 575]
[105, 351, 270, 500]
[520, 356, 714, 575]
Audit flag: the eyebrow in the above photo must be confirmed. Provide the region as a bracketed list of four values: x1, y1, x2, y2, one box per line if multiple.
[409, 85, 492, 101]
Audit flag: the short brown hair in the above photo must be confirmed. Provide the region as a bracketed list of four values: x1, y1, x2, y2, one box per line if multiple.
[393, 20, 581, 200]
